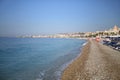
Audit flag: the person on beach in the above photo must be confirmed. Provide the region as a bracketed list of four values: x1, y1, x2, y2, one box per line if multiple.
[95, 36, 100, 42]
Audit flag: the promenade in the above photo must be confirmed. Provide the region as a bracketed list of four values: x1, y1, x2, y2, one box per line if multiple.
[61, 39, 120, 80]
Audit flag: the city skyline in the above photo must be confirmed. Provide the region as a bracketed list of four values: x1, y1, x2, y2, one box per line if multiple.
[0, 0, 120, 37]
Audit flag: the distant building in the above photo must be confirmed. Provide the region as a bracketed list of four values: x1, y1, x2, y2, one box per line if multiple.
[20, 25, 120, 38]
[113, 25, 119, 31]
[107, 25, 120, 34]
[84, 25, 120, 37]
[113, 25, 119, 33]
[103, 25, 120, 36]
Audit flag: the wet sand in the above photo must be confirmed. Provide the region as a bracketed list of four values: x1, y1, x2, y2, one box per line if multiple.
[61, 39, 120, 80]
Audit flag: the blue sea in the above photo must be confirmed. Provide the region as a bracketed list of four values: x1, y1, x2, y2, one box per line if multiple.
[0, 38, 86, 80]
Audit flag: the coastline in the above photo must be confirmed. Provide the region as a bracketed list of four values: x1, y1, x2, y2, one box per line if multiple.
[61, 40, 90, 80]
[61, 39, 120, 80]
[56, 40, 88, 80]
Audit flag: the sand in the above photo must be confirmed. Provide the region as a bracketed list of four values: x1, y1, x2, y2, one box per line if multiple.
[61, 39, 120, 80]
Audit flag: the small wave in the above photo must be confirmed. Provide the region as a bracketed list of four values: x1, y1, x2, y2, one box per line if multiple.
[82, 42, 88, 46]
[55, 58, 76, 80]
[36, 79, 43, 80]
[36, 71, 45, 80]
[54, 63, 71, 80]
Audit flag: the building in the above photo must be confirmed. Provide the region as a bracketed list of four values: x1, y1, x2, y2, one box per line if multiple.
[84, 25, 120, 37]
[107, 25, 120, 35]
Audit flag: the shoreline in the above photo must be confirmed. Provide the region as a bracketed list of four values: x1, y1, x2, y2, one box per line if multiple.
[56, 40, 88, 80]
[61, 39, 120, 80]
[61, 40, 90, 80]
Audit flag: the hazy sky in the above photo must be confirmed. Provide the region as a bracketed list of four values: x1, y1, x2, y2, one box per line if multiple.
[0, 0, 120, 36]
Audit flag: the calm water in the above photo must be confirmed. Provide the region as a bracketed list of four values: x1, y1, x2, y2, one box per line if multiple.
[0, 38, 86, 80]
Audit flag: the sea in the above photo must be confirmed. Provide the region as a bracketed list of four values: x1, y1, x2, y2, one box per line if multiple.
[0, 37, 86, 80]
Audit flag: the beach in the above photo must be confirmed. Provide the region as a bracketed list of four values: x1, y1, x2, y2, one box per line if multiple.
[61, 39, 120, 80]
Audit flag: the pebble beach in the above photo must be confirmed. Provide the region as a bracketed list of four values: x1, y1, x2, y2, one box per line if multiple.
[61, 39, 120, 80]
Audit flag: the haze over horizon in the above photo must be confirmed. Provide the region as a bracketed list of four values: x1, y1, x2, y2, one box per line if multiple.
[0, 0, 120, 37]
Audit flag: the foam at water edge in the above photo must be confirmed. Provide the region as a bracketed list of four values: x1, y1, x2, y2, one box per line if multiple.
[55, 59, 74, 80]
[56, 53, 81, 80]
[36, 71, 45, 80]
[82, 42, 88, 46]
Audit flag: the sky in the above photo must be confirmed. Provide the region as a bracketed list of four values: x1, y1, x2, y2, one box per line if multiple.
[0, 0, 120, 36]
